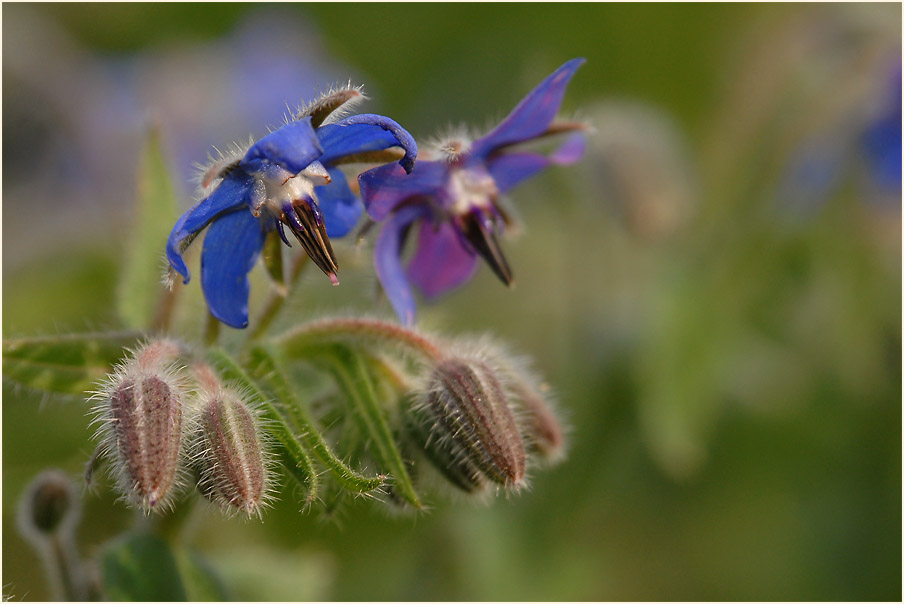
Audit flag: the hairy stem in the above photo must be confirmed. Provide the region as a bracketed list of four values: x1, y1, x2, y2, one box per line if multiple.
[276, 317, 445, 364]
[250, 345, 385, 494]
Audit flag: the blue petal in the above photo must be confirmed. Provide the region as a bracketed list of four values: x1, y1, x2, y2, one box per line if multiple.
[315, 167, 363, 238]
[486, 152, 550, 194]
[359, 160, 449, 221]
[374, 204, 431, 326]
[320, 114, 418, 173]
[470, 58, 585, 159]
[240, 117, 323, 174]
[487, 133, 586, 193]
[200, 208, 267, 328]
[166, 169, 254, 283]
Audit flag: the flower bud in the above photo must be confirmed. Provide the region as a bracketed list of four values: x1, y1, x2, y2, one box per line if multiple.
[190, 365, 270, 518]
[509, 380, 567, 464]
[408, 357, 527, 491]
[18, 469, 79, 538]
[90, 339, 186, 512]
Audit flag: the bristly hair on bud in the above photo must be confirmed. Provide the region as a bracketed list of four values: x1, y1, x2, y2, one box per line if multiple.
[405, 345, 528, 495]
[188, 364, 273, 519]
[461, 337, 568, 465]
[292, 82, 367, 127]
[88, 339, 189, 513]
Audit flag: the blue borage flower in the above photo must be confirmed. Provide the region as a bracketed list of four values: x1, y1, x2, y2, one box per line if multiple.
[359, 59, 587, 325]
[166, 86, 417, 328]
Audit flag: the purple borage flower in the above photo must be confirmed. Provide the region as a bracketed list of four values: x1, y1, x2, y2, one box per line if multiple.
[166, 87, 417, 328]
[359, 59, 587, 325]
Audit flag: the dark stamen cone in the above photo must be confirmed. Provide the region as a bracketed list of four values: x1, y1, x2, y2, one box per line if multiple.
[194, 390, 268, 518]
[458, 211, 514, 287]
[410, 358, 526, 490]
[281, 199, 339, 283]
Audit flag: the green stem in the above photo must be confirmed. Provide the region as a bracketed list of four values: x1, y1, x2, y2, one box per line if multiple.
[248, 252, 310, 342]
[203, 311, 220, 347]
[324, 344, 422, 509]
[206, 348, 318, 499]
[276, 317, 445, 364]
[250, 345, 386, 494]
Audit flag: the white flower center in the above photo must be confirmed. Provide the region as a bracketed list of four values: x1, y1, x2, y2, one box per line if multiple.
[254, 163, 330, 217]
[447, 166, 498, 215]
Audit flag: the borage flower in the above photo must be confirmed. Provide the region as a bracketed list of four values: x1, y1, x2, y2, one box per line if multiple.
[359, 59, 586, 325]
[166, 87, 417, 328]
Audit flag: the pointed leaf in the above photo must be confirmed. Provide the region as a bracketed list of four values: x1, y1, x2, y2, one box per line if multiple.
[2, 331, 144, 397]
[117, 125, 181, 330]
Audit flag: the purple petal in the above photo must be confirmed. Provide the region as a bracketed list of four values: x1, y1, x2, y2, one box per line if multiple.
[200, 208, 267, 328]
[329, 113, 418, 173]
[240, 117, 323, 174]
[166, 170, 253, 282]
[374, 205, 431, 326]
[315, 167, 363, 238]
[487, 132, 587, 193]
[359, 160, 449, 221]
[470, 58, 585, 158]
[407, 219, 479, 299]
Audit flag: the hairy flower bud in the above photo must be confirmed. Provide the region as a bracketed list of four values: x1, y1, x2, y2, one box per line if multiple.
[190, 365, 270, 518]
[408, 357, 527, 491]
[509, 380, 567, 464]
[90, 340, 187, 512]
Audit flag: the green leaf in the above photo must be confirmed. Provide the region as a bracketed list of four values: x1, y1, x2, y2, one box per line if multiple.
[2, 331, 143, 397]
[175, 549, 230, 601]
[325, 345, 422, 509]
[117, 125, 181, 330]
[101, 532, 187, 601]
[250, 345, 385, 494]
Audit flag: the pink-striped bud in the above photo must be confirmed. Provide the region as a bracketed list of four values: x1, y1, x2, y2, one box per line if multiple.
[90, 340, 186, 512]
[190, 365, 270, 518]
[408, 357, 527, 492]
[509, 380, 567, 464]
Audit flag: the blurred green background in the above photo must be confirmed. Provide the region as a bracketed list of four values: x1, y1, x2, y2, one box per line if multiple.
[3, 3, 901, 601]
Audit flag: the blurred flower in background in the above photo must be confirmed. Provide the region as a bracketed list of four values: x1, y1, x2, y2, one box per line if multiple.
[3, 5, 361, 266]
[579, 100, 698, 241]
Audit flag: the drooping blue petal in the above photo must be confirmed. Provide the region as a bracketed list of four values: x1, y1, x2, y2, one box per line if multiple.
[166, 169, 254, 282]
[322, 114, 418, 173]
[315, 167, 363, 238]
[861, 64, 902, 193]
[469, 58, 586, 159]
[200, 208, 267, 328]
[407, 219, 479, 299]
[487, 132, 587, 193]
[374, 204, 431, 326]
[240, 117, 323, 174]
[359, 160, 449, 221]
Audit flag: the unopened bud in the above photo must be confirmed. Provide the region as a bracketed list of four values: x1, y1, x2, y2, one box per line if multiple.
[18, 469, 91, 601]
[18, 470, 78, 538]
[510, 381, 567, 464]
[90, 339, 186, 512]
[190, 365, 270, 518]
[408, 358, 527, 491]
